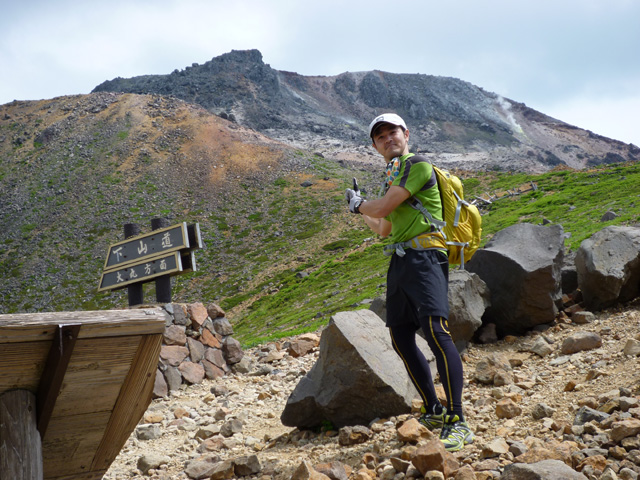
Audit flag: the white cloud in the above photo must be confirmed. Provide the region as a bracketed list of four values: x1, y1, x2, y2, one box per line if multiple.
[540, 95, 640, 147]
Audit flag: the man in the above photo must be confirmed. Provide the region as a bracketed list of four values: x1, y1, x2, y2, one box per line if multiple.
[345, 113, 473, 452]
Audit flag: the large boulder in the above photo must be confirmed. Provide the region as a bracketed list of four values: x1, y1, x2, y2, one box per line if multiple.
[448, 270, 490, 350]
[280, 309, 435, 429]
[466, 223, 564, 336]
[575, 226, 640, 310]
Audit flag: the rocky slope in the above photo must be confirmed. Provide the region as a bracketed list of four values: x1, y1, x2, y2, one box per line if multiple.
[103, 302, 640, 480]
[0, 92, 369, 314]
[92, 49, 639, 173]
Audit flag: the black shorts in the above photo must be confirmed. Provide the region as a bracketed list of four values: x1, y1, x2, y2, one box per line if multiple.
[385, 249, 449, 327]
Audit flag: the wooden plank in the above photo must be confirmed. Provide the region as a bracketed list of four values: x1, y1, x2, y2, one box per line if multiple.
[37, 324, 81, 438]
[0, 308, 168, 344]
[0, 389, 43, 480]
[42, 411, 111, 479]
[0, 342, 49, 391]
[91, 334, 163, 472]
[50, 336, 141, 418]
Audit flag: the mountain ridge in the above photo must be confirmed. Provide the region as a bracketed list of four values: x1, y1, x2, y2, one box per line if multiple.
[92, 49, 639, 173]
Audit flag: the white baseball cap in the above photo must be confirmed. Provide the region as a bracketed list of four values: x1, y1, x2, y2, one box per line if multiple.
[368, 113, 407, 138]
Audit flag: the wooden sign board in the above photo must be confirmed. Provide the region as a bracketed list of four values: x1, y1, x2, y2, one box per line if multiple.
[98, 251, 195, 292]
[103, 222, 191, 271]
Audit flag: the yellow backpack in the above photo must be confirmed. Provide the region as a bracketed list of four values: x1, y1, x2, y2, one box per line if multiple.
[408, 165, 482, 268]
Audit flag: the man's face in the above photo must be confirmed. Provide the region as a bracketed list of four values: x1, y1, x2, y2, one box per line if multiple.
[371, 123, 410, 161]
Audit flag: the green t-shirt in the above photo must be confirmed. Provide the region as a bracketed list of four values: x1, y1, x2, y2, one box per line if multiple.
[386, 153, 443, 243]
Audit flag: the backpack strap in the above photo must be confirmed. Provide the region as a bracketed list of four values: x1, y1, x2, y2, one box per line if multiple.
[406, 197, 446, 231]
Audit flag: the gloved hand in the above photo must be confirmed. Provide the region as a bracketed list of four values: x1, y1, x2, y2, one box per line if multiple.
[345, 187, 364, 214]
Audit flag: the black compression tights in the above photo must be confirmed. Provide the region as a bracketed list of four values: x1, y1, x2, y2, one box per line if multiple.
[390, 317, 464, 419]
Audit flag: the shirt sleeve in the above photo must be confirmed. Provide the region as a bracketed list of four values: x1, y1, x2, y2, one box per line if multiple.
[394, 157, 433, 196]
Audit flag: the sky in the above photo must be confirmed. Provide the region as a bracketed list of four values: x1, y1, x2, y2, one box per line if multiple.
[2, 0, 639, 146]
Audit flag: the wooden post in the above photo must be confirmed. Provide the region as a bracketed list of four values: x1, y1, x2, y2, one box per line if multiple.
[151, 218, 172, 303]
[36, 324, 81, 438]
[124, 223, 143, 306]
[0, 390, 43, 480]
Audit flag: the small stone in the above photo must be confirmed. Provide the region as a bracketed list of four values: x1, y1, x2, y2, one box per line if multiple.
[233, 455, 262, 476]
[163, 324, 187, 345]
[137, 453, 170, 475]
[561, 332, 602, 354]
[623, 339, 640, 356]
[397, 417, 434, 443]
[207, 303, 226, 318]
[480, 437, 510, 458]
[220, 418, 244, 437]
[529, 336, 554, 357]
[188, 302, 209, 328]
[496, 398, 522, 419]
[531, 403, 556, 420]
[572, 311, 595, 324]
[338, 426, 372, 446]
[135, 424, 162, 440]
[610, 418, 640, 443]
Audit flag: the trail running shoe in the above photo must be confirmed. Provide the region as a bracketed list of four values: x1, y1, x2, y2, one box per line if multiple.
[418, 404, 446, 431]
[439, 414, 474, 452]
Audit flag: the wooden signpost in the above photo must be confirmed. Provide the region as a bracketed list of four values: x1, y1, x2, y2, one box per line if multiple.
[98, 219, 203, 305]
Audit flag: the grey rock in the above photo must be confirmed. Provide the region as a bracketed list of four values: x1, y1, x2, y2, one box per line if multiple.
[561, 332, 602, 354]
[184, 457, 220, 479]
[531, 403, 556, 420]
[574, 406, 610, 426]
[136, 423, 162, 440]
[164, 366, 183, 391]
[222, 337, 244, 364]
[501, 459, 588, 479]
[508, 440, 528, 457]
[623, 339, 640, 356]
[572, 311, 595, 324]
[369, 297, 387, 323]
[281, 309, 434, 428]
[466, 223, 564, 336]
[529, 336, 554, 357]
[220, 418, 243, 437]
[153, 369, 168, 399]
[187, 337, 206, 363]
[601, 210, 618, 222]
[231, 355, 252, 374]
[575, 226, 640, 310]
[212, 317, 234, 336]
[233, 455, 261, 476]
[447, 269, 490, 349]
[137, 453, 171, 475]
